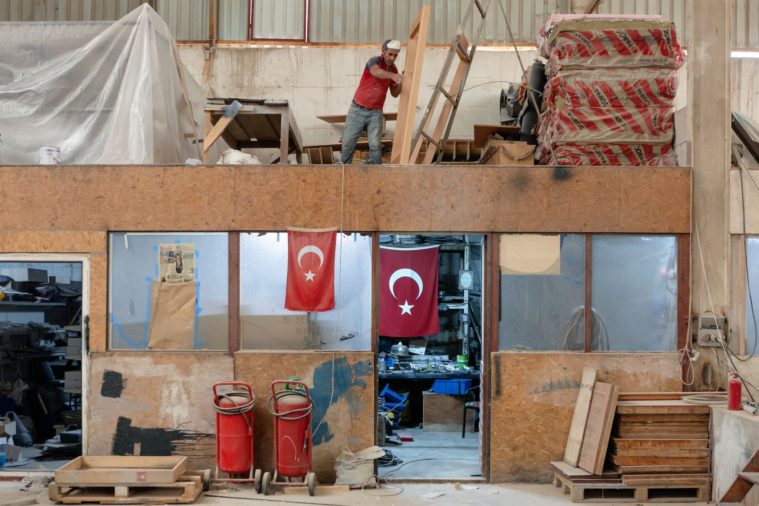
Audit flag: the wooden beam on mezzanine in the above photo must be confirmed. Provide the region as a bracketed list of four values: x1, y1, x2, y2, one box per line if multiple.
[0, 166, 690, 234]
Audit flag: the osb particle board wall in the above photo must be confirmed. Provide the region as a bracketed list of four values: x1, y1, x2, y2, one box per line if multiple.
[0, 166, 691, 233]
[234, 351, 374, 482]
[87, 352, 234, 469]
[489, 352, 682, 483]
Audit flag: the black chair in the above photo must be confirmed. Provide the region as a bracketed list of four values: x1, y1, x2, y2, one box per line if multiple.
[462, 386, 480, 438]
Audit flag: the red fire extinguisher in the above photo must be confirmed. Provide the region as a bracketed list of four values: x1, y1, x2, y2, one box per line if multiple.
[213, 382, 258, 482]
[263, 380, 317, 495]
[728, 372, 743, 410]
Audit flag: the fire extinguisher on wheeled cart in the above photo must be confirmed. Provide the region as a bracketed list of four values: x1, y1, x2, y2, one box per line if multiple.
[261, 380, 318, 496]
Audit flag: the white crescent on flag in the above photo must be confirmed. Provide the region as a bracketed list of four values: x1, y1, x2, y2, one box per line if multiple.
[388, 268, 424, 300]
[297, 245, 325, 270]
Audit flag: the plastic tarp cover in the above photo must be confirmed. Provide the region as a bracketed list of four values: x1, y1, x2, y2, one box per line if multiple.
[0, 4, 203, 165]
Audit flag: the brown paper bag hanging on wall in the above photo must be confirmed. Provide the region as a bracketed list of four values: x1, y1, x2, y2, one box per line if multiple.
[148, 280, 196, 349]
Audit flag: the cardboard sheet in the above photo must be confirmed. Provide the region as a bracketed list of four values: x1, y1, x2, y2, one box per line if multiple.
[500, 234, 561, 275]
[148, 281, 196, 349]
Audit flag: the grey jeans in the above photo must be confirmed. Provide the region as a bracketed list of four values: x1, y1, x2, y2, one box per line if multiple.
[340, 102, 384, 164]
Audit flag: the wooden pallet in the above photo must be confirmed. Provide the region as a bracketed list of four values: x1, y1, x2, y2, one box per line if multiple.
[552, 466, 710, 503]
[550, 462, 710, 502]
[49, 473, 203, 504]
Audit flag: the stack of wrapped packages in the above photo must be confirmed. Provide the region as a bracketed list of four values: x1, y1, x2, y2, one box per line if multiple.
[535, 15, 684, 166]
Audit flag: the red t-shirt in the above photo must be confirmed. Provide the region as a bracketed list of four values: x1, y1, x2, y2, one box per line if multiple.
[353, 56, 398, 110]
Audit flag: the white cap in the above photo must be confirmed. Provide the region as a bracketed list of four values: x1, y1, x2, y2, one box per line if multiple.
[385, 40, 401, 51]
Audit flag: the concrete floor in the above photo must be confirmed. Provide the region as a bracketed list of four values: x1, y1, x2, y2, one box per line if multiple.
[2, 481, 710, 506]
[379, 428, 481, 481]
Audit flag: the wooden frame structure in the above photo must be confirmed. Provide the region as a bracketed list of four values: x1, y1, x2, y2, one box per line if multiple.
[390, 5, 431, 164]
[203, 98, 304, 164]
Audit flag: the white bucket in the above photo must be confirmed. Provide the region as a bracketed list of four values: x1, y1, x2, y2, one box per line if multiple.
[39, 146, 61, 165]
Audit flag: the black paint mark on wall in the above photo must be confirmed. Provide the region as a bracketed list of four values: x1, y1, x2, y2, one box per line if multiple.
[101, 370, 124, 398]
[494, 354, 502, 398]
[552, 166, 572, 181]
[112, 417, 207, 456]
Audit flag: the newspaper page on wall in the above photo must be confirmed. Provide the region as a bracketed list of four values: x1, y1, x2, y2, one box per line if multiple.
[158, 243, 196, 284]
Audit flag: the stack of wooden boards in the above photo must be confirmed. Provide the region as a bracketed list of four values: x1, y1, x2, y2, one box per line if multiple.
[49, 456, 207, 504]
[551, 368, 711, 503]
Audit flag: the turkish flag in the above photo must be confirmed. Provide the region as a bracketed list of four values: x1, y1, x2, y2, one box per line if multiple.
[379, 245, 440, 337]
[285, 229, 336, 312]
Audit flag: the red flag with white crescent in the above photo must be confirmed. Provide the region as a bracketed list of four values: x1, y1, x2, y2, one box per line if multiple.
[379, 245, 440, 337]
[285, 229, 336, 312]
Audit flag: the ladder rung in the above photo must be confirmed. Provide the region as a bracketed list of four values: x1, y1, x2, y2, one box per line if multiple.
[456, 34, 471, 61]
[474, 0, 486, 18]
[420, 131, 439, 145]
[441, 89, 456, 104]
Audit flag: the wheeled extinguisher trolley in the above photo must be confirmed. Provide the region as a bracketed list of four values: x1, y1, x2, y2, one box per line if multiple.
[212, 382, 263, 488]
[261, 380, 318, 495]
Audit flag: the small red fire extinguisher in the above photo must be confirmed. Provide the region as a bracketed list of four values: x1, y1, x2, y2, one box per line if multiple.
[728, 372, 743, 410]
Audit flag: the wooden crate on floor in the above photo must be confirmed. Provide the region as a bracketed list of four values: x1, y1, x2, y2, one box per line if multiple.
[55, 456, 188, 485]
[49, 473, 203, 504]
[50, 457, 203, 505]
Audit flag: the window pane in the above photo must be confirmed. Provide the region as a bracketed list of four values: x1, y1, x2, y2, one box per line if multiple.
[218, 0, 248, 40]
[253, 0, 304, 40]
[109, 233, 229, 350]
[745, 237, 759, 354]
[240, 232, 372, 350]
[591, 236, 677, 351]
[499, 234, 586, 351]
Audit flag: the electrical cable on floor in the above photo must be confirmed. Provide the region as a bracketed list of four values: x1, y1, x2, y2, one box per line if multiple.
[359, 474, 405, 497]
[203, 493, 343, 505]
[377, 449, 402, 467]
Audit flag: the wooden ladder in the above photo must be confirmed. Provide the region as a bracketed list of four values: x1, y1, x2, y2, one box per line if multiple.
[409, 0, 490, 165]
[721, 447, 759, 503]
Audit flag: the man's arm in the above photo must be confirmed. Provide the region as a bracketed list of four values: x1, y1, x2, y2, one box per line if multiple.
[389, 79, 402, 97]
[369, 64, 402, 85]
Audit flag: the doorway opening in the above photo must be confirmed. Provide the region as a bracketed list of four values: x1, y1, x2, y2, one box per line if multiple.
[0, 257, 87, 472]
[376, 234, 484, 480]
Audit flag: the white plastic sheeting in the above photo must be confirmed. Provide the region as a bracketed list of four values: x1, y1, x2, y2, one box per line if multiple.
[0, 4, 204, 165]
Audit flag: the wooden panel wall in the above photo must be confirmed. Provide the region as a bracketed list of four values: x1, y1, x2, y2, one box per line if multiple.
[0, 166, 691, 233]
[489, 352, 682, 483]
[87, 352, 234, 469]
[234, 351, 374, 482]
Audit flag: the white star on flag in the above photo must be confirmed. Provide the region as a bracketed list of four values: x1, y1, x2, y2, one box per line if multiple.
[399, 300, 414, 315]
[305, 270, 316, 281]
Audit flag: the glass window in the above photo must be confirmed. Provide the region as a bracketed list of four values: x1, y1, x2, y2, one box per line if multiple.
[744, 237, 759, 355]
[109, 233, 229, 350]
[240, 232, 372, 350]
[591, 236, 677, 351]
[499, 234, 586, 350]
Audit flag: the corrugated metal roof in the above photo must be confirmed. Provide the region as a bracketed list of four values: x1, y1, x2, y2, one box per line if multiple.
[218, 0, 247, 39]
[0, 0, 146, 21]
[0, 1, 755, 48]
[157, 0, 209, 40]
[307, 0, 555, 44]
